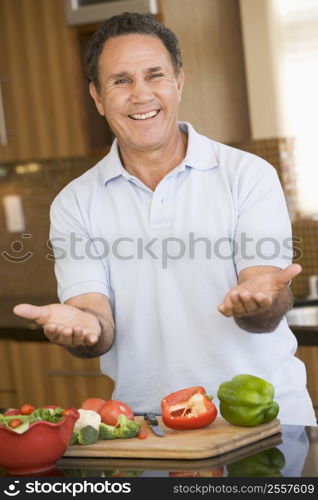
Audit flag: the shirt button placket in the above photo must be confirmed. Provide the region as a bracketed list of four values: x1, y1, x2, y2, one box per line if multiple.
[149, 189, 170, 230]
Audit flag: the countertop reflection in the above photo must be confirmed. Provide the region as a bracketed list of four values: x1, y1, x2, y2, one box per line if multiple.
[1, 425, 316, 478]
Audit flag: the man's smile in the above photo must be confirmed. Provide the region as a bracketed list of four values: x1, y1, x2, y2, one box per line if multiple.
[128, 110, 160, 120]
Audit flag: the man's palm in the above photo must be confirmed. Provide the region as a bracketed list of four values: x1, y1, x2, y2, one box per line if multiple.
[14, 303, 101, 347]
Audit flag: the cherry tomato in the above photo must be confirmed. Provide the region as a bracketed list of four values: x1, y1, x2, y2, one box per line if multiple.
[20, 403, 35, 415]
[137, 429, 148, 439]
[81, 397, 106, 413]
[9, 418, 23, 429]
[4, 409, 20, 416]
[99, 400, 134, 426]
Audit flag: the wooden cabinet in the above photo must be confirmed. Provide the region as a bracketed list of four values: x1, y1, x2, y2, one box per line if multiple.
[2, 340, 114, 409]
[0, 0, 92, 162]
[0, 0, 250, 163]
[0, 340, 17, 408]
[296, 346, 318, 419]
[160, 0, 250, 144]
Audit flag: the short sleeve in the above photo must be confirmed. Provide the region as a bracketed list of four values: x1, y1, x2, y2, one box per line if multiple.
[234, 162, 293, 275]
[49, 190, 110, 303]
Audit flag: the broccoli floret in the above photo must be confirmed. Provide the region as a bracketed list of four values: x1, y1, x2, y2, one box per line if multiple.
[115, 415, 141, 439]
[77, 425, 99, 445]
[99, 423, 117, 440]
[70, 431, 79, 445]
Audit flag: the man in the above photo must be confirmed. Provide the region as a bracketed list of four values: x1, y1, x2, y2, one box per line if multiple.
[14, 13, 316, 425]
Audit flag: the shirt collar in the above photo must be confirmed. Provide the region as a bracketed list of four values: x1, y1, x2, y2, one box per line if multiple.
[181, 122, 218, 171]
[100, 121, 218, 185]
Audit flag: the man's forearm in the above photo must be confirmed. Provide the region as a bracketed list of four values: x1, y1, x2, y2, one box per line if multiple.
[66, 310, 114, 359]
[235, 286, 294, 333]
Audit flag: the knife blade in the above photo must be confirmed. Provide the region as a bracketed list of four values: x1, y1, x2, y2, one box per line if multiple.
[144, 412, 165, 437]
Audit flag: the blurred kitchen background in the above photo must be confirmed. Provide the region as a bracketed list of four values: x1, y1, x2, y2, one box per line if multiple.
[1, 0, 318, 416]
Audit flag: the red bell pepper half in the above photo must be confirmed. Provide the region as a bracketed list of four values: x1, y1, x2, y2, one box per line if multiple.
[161, 386, 217, 430]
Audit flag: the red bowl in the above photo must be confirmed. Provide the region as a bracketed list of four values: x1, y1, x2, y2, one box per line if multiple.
[0, 410, 79, 474]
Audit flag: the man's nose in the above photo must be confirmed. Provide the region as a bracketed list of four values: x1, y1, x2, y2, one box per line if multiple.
[130, 79, 153, 103]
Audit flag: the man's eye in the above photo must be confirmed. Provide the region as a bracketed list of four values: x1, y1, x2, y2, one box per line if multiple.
[114, 79, 129, 85]
[149, 73, 163, 79]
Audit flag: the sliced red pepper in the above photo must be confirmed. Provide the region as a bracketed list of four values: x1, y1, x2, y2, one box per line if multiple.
[161, 386, 217, 430]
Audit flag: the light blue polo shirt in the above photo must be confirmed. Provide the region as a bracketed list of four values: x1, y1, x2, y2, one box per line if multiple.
[50, 122, 316, 425]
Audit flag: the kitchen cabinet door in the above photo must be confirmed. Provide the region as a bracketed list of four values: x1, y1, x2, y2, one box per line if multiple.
[45, 343, 114, 409]
[0, 0, 88, 162]
[0, 340, 17, 408]
[296, 346, 318, 419]
[9, 341, 114, 409]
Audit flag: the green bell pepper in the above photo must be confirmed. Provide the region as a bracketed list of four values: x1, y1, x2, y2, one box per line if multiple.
[217, 374, 279, 426]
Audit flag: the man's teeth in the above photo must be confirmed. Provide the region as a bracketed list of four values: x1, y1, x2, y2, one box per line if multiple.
[130, 110, 158, 120]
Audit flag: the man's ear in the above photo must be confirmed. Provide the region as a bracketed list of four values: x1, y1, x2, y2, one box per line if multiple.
[89, 82, 105, 116]
[177, 69, 185, 101]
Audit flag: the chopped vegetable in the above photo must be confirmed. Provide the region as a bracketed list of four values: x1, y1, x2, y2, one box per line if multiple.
[98, 415, 141, 440]
[0, 405, 79, 434]
[99, 422, 118, 440]
[9, 418, 23, 429]
[70, 415, 141, 445]
[99, 400, 134, 426]
[161, 386, 217, 430]
[81, 397, 106, 413]
[115, 414, 141, 438]
[74, 409, 101, 433]
[76, 425, 99, 445]
[217, 374, 279, 427]
[137, 428, 148, 439]
[20, 404, 36, 415]
[70, 432, 79, 445]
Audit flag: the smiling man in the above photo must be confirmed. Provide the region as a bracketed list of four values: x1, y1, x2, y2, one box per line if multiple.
[14, 13, 316, 426]
[88, 32, 186, 190]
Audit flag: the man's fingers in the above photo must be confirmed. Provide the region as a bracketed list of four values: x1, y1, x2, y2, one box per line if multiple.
[44, 323, 57, 334]
[13, 304, 50, 324]
[44, 323, 99, 347]
[218, 291, 273, 317]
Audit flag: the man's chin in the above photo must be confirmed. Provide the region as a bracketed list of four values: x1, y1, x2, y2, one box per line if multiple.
[121, 136, 165, 153]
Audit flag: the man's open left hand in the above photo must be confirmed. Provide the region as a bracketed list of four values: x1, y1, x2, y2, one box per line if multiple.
[217, 263, 301, 318]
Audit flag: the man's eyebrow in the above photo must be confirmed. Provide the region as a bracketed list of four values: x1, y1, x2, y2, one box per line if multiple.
[146, 66, 163, 73]
[108, 71, 130, 82]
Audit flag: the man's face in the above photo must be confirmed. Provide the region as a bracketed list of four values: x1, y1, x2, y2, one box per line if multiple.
[89, 34, 184, 153]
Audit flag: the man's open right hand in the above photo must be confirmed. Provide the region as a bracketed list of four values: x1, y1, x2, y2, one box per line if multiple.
[13, 303, 101, 347]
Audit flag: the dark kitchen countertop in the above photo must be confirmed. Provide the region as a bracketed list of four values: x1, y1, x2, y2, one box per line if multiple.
[0, 424, 317, 478]
[56, 424, 318, 478]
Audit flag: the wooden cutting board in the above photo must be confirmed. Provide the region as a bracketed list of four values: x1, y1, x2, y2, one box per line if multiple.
[64, 417, 281, 460]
